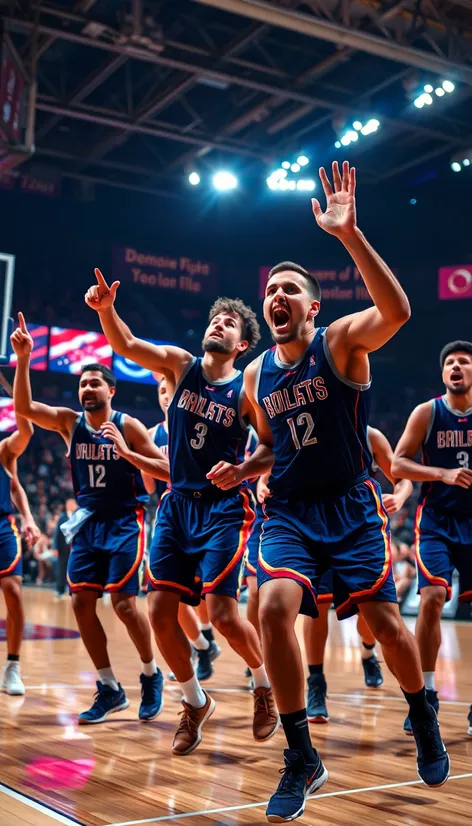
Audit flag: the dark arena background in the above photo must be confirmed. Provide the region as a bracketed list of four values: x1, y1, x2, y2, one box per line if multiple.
[0, 1, 471, 824]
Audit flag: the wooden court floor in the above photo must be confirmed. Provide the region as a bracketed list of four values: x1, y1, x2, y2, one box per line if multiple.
[1, 588, 471, 826]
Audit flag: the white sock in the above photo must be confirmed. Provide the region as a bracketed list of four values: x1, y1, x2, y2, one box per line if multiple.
[200, 622, 212, 631]
[251, 664, 270, 689]
[142, 658, 157, 677]
[361, 643, 376, 660]
[423, 671, 436, 691]
[5, 660, 19, 671]
[98, 668, 119, 691]
[191, 633, 210, 651]
[179, 675, 206, 708]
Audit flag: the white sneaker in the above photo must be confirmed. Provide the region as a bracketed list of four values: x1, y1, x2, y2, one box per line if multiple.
[2, 664, 25, 695]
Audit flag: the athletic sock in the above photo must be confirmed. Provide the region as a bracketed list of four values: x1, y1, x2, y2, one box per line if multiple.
[308, 664, 324, 677]
[179, 675, 206, 708]
[142, 658, 158, 677]
[280, 708, 317, 764]
[402, 687, 435, 722]
[7, 654, 19, 663]
[98, 668, 119, 692]
[201, 624, 214, 643]
[423, 671, 436, 691]
[250, 664, 270, 689]
[361, 642, 376, 660]
[191, 633, 210, 651]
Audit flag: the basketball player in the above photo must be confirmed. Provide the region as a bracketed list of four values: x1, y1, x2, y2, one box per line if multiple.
[392, 340, 472, 735]
[0, 415, 40, 695]
[305, 425, 413, 723]
[11, 314, 169, 724]
[242, 162, 449, 821]
[143, 376, 221, 681]
[85, 274, 279, 755]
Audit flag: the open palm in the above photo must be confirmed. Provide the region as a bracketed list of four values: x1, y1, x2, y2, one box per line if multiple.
[312, 161, 357, 238]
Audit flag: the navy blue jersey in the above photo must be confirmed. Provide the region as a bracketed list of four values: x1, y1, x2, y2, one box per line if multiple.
[420, 395, 472, 513]
[70, 411, 148, 511]
[0, 461, 11, 517]
[168, 357, 248, 495]
[240, 426, 259, 493]
[256, 327, 372, 496]
[153, 421, 169, 501]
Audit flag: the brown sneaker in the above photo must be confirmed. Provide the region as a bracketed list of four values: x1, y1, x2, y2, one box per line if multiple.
[172, 691, 216, 756]
[253, 686, 280, 741]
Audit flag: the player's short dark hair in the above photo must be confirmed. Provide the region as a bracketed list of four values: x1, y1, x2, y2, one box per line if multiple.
[80, 363, 117, 387]
[208, 297, 261, 359]
[267, 261, 321, 302]
[440, 340, 472, 369]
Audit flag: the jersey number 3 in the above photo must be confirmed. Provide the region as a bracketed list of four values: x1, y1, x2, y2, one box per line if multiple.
[191, 422, 207, 450]
[88, 464, 106, 487]
[457, 450, 470, 469]
[287, 413, 317, 451]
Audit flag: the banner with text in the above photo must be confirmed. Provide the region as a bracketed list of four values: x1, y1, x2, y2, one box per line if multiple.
[113, 247, 218, 296]
[438, 265, 472, 300]
[259, 265, 371, 301]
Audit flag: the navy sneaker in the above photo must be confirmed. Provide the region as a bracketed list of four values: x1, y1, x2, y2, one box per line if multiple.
[196, 640, 221, 681]
[139, 670, 164, 721]
[412, 710, 449, 787]
[404, 689, 438, 736]
[467, 705, 472, 735]
[362, 655, 384, 688]
[307, 674, 329, 723]
[266, 749, 328, 822]
[78, 681, 130, 725]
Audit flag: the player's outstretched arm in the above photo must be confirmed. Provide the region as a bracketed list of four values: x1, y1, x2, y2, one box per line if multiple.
[392, 402, 472, 489]
[9, 468, 40, 548]
[313, 161, 410, 356]
[368, 426, 413, 515]
[85, 269, 193, 377]
[11, 314, 77, 441]
[141, 427, 158, 493]
[100, 418, 170, 482]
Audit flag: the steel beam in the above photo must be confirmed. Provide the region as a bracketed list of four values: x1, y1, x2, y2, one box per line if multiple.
[191, 0, 472, 83]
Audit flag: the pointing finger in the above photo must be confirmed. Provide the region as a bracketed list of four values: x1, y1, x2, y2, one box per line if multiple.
[18, 312, 27, 333]
[94, 268, 109, 291]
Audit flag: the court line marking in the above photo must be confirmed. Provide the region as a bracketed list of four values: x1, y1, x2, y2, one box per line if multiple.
[0, 781, 86, 825]
[108, 772, 472, 826]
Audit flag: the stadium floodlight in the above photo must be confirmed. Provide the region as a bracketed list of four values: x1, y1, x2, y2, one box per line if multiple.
[353, 121, 362, 130]
[297, 156, 309, 166]
[424, 84, 433, 94]
[212, 171, 238, 191]
[463, 159, 471, 167]
[296, 180, 316, 191]
[435, 87, 445, 97]
[451, 162, 461, 172]
[424, 93, 433, 105]
[414, 95, 425, 108]
[282, 161, 291, 169]
[442, 80, 455, 93]
[267, 176, 279, 190]
[188, 172, 200, 186]
[341, 134, 351, 146]
[334, 140, 341, 148]
[291, 163, 301, 173]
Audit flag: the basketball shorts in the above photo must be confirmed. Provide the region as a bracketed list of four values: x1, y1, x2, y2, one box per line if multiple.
[148, 487, 255, 603]
[415, 503, 472, 602]
[258, 476, 396, 619]
[67, 507, 146, 595]
[0, 515, 22, 579]
[317, 570, 334, 605]
[244, 502, 264, 578]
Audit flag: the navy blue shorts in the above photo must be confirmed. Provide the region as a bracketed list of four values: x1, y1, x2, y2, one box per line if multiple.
[68, 508, 146, 595]
[0, 516, 22, 579]
[148, 488, 255, 603]
[258, 477, 396, 619]
[244, 502, 264, 578]
[415, 503, 472, 602]
[317, 570, 334, 605]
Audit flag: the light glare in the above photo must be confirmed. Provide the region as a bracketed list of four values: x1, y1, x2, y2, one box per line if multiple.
[297, 180, 315, 191]
[291, 163, 301, 173]
[424, 84, 433, 93]
[212, 171, 238, 191]
[353, 121, 362, 130]
[442, 80, 455, 93]
[334, 140, 341, 148]
[188, 172, 200, 186]
[297, 155, 309, 166]
[282, 161, 291, 169]
[463, 159, 471, 167]
[435, 87, 445, 97]
[451, 162, 461, 172]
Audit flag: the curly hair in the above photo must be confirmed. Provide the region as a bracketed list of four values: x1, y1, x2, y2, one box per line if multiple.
[208, 297, 261, 359]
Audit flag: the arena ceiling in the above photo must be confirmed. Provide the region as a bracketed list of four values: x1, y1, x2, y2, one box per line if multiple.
[3, 0, 472, 198]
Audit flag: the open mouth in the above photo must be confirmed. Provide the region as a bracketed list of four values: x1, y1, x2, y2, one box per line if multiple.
[451, 372, 463, 382]
[272, 306, 291, 331]
[83, 396, 96, 403]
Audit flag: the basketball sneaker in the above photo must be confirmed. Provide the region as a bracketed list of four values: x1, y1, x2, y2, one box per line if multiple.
[266, 749, 328, 822]
[196, 640, 221, 681]
[139, 670, 164, 721]
[404, 689, 439, 735]
[467, 705, 472, 735]
[1, 662, 25, 696]
[411, 709, 449, 787]
[253, 687, 280, 741]
[362, 655, 384, 688]
[307, 674, 329, 723]
[172, 690, 216, 755]
[78, 681, 130, 724]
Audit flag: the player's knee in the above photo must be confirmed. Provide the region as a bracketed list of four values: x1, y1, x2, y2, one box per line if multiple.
[258, 594, 292, 634]
[1, 578, 21, 601]
[71, 592, 96, 618]
[421, 586, 446, 616]
[207, 605, 234, 639]
[148, 597, 177, 638]
[372, 614, 403, 648]
[113, 597, 136, 624]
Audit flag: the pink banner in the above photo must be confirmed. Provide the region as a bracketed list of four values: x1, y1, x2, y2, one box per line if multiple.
[438, 265, 472, 300]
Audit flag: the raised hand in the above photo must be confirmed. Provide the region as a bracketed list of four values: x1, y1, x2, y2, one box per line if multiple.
[85, 269, 120, 312]
[10, 312, 34, 358]
[100, 421, 129, 458]
[312, 160, 356, 239]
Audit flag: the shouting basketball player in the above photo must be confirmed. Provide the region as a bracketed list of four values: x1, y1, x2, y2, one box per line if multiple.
[85, 279, 279, 755]
[0, 414, 40, 695]
[242, 162, 449, 821]
[393, 340, 472, 735]
[11, 314, 169, 724]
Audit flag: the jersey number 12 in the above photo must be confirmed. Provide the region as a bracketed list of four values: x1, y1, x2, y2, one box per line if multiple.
[287, 413, 317, 451]
[88, 464, 106, 487]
